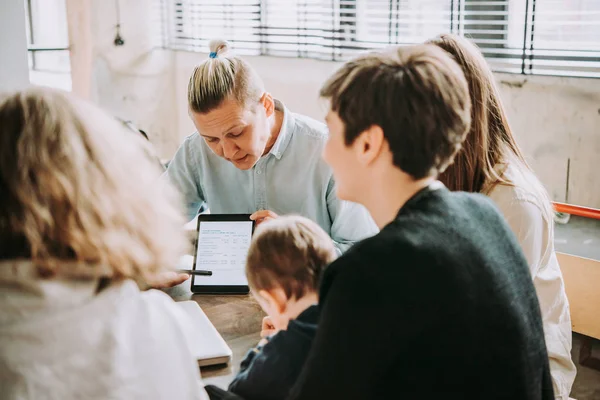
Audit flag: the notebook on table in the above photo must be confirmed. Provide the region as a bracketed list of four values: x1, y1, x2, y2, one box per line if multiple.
[176, 300, 232, 367]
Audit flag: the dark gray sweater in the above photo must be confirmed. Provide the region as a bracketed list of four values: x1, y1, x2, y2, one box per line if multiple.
[289, 184, 554, 400]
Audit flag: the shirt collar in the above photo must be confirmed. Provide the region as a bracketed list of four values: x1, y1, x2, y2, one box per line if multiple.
[395, 180, 446, 219]
[268, 99, 295, 160]
[295, 304, 319, 324]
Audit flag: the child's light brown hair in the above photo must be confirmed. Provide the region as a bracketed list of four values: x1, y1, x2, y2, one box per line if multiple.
[246, 216, 337, 300]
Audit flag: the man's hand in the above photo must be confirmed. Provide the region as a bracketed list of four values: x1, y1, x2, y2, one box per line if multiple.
[145, 271, 190, 289]
[250, 210, 279, 226]
[260, 316, 277, 338]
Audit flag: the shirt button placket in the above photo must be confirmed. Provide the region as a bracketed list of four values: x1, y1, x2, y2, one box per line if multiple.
[255, 159, 267, 210]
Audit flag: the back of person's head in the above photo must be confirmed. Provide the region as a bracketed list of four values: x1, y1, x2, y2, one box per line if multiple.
[428, 34, 553, 219]
[320, 44, 471, 180]
[246, 215, 336, 301]
[0, 87, 186, 283]
[188, 39, 265, 113]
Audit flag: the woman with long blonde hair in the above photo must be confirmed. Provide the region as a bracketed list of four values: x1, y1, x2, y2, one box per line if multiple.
[0, 87, 207, 399]
[429, 34, 576, 399]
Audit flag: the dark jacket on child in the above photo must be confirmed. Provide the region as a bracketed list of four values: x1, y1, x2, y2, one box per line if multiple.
[205, 305, 318, 400]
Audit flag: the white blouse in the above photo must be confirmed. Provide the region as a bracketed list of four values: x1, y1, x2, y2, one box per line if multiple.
[0, 261, 209, 400]
[487, 163, 576, 400]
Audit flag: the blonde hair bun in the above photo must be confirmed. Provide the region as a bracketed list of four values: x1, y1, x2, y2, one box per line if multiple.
[209, 39, 231, 58]
[189, 38, 264, 113]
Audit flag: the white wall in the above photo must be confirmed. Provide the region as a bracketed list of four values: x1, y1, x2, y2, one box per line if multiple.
[0, 0, 30, 91]
[87, 0, 178, 157]
[173, 51, 600, 208]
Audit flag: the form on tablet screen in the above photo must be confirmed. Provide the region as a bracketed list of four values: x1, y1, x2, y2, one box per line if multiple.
[193, 220, 253, 286]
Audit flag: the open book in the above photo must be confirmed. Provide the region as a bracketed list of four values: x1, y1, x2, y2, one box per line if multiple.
[176, 301, 233, 367]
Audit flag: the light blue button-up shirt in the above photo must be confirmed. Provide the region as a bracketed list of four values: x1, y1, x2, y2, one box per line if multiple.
[164, 101, 377, 253]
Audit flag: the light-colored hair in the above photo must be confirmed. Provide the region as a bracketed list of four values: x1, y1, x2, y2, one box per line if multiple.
[428, 34, 553, 221]
[0, 87, 187, 283]
[187, 39, 265, 113]
[320, 44, 471, 179]
[246, 215, 337, 300]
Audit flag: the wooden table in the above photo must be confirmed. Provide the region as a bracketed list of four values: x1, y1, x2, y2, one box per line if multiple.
[192, 294, 265, 388]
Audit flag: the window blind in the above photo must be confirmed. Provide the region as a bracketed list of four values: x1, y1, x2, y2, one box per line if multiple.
[25, 0, 71, 73]
[160, 0, 600, 78]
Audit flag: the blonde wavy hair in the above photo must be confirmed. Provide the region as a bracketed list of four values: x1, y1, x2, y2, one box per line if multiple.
[188, 39, 265, 113]
[0, 87, 187, 283]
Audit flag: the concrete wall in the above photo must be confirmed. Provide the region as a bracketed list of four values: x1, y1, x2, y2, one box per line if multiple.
[497, 75, 600, 208]
[0, 0, 30, 91]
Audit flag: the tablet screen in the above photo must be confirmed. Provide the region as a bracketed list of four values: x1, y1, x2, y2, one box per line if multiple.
[193, 220, 254, 286]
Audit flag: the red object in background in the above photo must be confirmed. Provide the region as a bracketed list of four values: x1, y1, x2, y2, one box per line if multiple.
[554, 202, 600, 220]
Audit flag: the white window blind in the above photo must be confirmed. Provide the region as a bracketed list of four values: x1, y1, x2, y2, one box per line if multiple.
[160, 0, 600, 78]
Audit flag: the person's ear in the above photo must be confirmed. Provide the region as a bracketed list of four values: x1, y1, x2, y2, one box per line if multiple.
[354, 125, 385, 167]
[259, 92, 275, 118]
[258, 288, 288, 313]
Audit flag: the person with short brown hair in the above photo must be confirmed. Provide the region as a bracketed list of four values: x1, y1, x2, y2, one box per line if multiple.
[320, 45, 470, 181]
[288, 44, 554, 399]
[206, 216, 336, 400]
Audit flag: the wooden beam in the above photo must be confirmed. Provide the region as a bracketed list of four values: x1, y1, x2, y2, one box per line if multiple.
[65, 0, 92, 98]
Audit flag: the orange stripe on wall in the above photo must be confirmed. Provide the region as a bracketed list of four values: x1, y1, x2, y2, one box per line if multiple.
[554, 202, 600, 220]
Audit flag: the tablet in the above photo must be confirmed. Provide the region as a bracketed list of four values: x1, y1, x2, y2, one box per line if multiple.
[191, 214, 255, 294]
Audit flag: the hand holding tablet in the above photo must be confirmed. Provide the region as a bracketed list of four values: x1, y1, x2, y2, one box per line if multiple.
[250, 209, 279, 226]
[191, 214, 255, 294]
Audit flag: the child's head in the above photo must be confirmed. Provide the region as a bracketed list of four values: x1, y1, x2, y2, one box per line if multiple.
[246, 215, 337, 329]
[427, 34, 528, 192]
[319, 44, 471, 205]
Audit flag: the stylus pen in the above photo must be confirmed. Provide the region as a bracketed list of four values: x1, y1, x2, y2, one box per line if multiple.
[177, 269, 213, 276]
